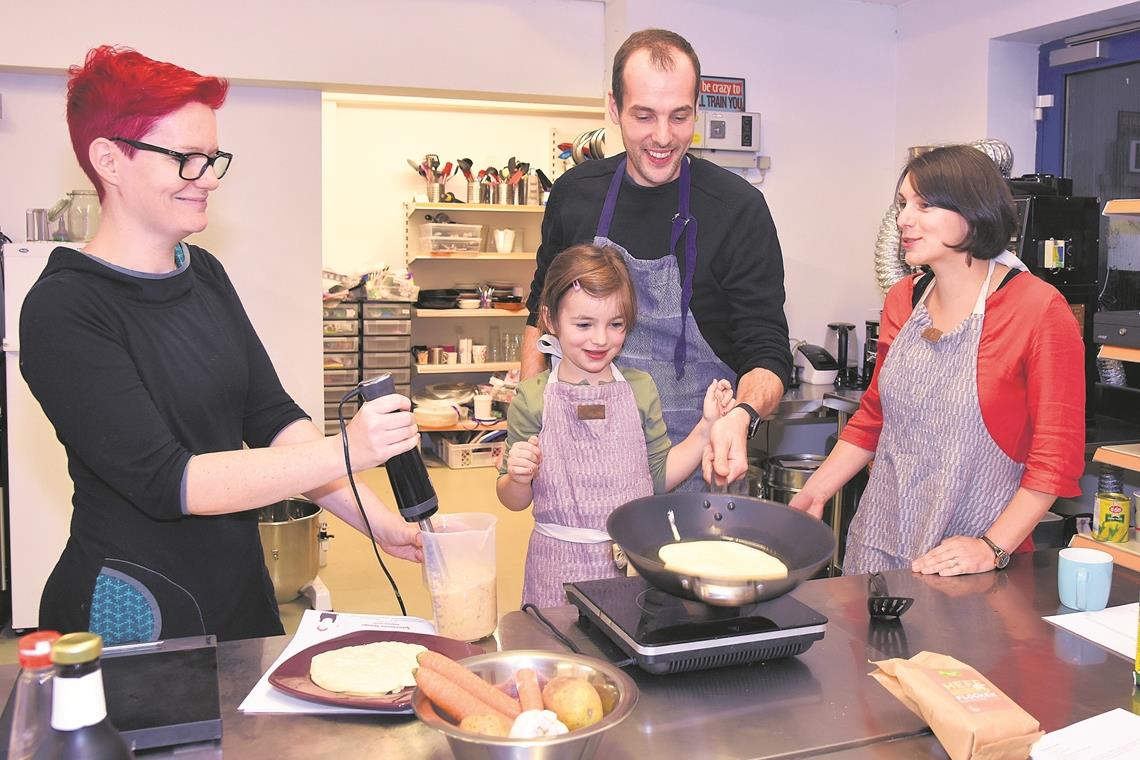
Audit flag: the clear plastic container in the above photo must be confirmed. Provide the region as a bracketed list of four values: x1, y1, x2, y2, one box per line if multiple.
[8, 631, 61, 760]
[421, 513, 498, 641]
[65, 190, 101, 242]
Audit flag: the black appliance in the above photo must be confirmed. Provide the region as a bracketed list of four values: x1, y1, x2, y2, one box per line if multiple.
[565, 576, 827, 675]
[1008, 177, 1100, 418]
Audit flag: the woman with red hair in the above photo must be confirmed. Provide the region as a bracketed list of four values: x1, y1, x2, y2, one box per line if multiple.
[20, 46, 422, 642]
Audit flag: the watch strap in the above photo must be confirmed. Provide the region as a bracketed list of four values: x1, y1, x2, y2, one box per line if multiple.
[733, 403, 761, 439]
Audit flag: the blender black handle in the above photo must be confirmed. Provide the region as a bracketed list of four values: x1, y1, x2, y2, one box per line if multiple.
[358, 374, 439, 526]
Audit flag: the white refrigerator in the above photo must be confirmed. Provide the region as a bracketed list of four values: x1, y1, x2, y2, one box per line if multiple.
[2, 240, 73, 630]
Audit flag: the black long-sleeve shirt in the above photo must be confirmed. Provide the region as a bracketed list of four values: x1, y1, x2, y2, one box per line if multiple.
[20, 244, 308, 641]
[526, 153, 792, 387]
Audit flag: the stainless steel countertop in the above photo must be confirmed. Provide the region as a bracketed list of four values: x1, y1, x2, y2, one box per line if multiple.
[9, 552, 1131, 759]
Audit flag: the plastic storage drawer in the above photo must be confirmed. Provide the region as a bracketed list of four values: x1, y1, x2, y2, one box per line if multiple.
[322, 353, 360, 370]
[324, 386, 356, 404]
[322, 320, 358, 337]
[438, 437, 506, 470]
[323, 336, 359, 353]
[322, 303, 360, 320]
[420, 224, 483, 253]
[363, 319, 412, 336]
[363, 303, 412, 320]
[358, 365, 410, 384]
[324, 401, 360, 421]
[323, 368, 360, 386]
[362, 335, 412, 353]
[362, 352, 411, 370]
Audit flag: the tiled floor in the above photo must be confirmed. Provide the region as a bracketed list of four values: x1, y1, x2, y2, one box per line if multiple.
[0, 464, 529, 665]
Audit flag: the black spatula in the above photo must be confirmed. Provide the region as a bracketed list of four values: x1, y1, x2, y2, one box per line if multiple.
[867, 572, 914, 618]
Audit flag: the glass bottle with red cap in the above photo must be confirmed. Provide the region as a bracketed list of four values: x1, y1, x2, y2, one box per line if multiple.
[7, 630, 61, 760]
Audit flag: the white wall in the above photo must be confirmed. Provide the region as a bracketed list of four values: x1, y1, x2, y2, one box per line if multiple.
[896, 0, 1140, 177]
[1, 0, 605, 100]
[0, 73, 323, 420]
[606, 0, 899, 352]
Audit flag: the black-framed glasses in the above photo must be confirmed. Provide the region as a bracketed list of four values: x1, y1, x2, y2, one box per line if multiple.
[111, 137, 233, 181]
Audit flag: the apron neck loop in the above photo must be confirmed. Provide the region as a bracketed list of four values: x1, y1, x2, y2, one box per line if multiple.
[596, 157, 627, 241]
[669, 156, 696, 380]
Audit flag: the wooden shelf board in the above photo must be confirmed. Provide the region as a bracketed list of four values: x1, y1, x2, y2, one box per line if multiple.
[409, 251, 536, 261]
[1069, 532, 1140, 574]
[409, 202, 546, 215]
[1099, 345, 1140, 363]
[1092, 443, 1140, 472]
[420, 421, 507, 432]
[1103, 198, 1140, 216]
[414, 362, 518, 375]
[415, 308, 529, 318]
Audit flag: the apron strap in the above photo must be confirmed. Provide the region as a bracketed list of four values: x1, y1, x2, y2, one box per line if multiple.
[971, 259, 999, 315]
[669, 156, 697, 380]
[533, 522, 612, 544]
[596, 157, 627, 241]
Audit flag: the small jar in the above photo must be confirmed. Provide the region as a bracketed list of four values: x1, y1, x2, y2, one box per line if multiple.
[66, 190, 101, 242]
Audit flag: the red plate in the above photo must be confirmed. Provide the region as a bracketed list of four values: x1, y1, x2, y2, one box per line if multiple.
[268, 629, 484, 713]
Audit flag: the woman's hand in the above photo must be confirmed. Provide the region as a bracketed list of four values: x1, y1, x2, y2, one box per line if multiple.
[368, 507, 424, 563]
[912, 536, 994, 576]
[506, 436, 542, 485]
[346, 393, 419, 469]
[788, 485, 829, 520]
[702, 379, 736, 425]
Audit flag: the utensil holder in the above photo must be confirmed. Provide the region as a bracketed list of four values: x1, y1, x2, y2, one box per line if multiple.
[494, 184, 510, 205]
[479, 183, 493, 204]
[466, 182, 479, 204]
[426, 182, 445, 203]
[514, 177, 530, 205]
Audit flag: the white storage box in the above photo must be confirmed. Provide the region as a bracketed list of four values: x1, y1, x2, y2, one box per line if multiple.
[323, 336, 359, 353]
[363, 335, 412, 353]
[363, 302, 412, 320]
[322, 353, 360, 370]
[363, 319, 412, 336]
[322, 320, 358, 337]
[438, 437, 505, 470]
[362, 352, 411, 370]
[322, 303, 360, 320]
[323, 368, 360, 386]
[420, 223, 483, 253]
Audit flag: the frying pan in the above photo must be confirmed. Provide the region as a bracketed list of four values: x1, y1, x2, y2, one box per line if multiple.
[607, 493, 835, 606]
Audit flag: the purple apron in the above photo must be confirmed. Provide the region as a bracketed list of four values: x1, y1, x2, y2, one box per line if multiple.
[521, 360, 653, 608]
[843, 257, 1027, 574]
[594, 156, 735, 492]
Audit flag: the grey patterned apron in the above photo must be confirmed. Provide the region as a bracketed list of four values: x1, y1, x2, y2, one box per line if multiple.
[594, 156, 735, 492]
[522, 359, 653, 608]
[843, 258, 1026, 575]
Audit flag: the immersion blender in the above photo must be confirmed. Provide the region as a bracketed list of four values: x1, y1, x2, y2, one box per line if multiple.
[357, 374, 439, 532]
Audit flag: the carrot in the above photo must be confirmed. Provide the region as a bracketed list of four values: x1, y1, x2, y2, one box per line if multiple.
[417, 650, 522, 718]
[414, 666, 509, 723]
[515, 668, 543, 712]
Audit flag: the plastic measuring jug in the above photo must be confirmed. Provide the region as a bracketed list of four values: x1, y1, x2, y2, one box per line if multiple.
[421, 512, 498, 641]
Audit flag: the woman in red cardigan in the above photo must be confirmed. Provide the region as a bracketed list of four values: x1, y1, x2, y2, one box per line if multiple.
[789, 145, 1085, 576]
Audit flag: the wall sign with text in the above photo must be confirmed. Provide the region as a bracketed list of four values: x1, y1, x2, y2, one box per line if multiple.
[699, 76, 745, 112]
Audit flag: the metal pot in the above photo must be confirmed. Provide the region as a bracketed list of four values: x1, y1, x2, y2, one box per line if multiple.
[257, 498, 322, 603]
[763, 453, 826, 505]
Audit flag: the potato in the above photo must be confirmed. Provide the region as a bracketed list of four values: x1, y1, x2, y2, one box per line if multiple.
[458, 713, 513, 737]
[541, 676, 604, 731]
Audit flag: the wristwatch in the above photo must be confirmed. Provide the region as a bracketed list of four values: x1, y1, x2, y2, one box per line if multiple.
[980, 535, 1010, 570]
[732, 403, 762, 439]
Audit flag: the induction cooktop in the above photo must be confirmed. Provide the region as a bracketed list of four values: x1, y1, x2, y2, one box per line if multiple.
[566, 576, 827, 675]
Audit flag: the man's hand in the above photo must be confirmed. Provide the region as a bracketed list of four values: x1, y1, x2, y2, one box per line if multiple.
[702, 407, 750, 487]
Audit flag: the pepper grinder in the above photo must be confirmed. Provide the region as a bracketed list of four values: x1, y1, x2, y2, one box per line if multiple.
[828, 322, 857, 389]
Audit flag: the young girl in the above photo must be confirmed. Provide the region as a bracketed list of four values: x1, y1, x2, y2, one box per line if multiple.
[497, 243, 734, 607]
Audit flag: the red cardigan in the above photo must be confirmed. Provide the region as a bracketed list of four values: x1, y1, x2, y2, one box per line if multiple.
[841, 271, 1085, 499]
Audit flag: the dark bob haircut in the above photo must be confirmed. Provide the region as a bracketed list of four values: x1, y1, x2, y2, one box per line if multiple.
[898, 144, 1017, 262]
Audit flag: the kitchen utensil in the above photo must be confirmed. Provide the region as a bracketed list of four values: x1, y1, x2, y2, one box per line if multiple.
[607, 493, 835, 606]
[269, 630, 482, 713]
[828, 322, 857, 388]
[257, 498, 323, 603]
[867, 572, 914, 619]
[413, 649, 638, 760]
[535, 169, 553, 192]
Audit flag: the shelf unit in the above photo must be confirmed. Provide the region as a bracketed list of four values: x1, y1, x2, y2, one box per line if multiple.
[409, 252, 536, 261]
[1082, 316, 1140, 570]
[415, 362, 519, 375]
[415, 308, 529, 318]
[413, 203, 545, 215]
[1103, 198, 1140, 216]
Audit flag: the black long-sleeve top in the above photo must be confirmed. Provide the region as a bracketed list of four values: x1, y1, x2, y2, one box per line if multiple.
[526, 153, 792, 387]
[20, 244, 308, 641]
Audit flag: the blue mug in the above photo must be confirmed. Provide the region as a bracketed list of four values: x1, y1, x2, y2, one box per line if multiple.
[1057, 547, 1113, 611]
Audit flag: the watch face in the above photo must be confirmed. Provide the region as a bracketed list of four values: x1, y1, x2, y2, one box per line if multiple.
[995, 552, 1010, 569]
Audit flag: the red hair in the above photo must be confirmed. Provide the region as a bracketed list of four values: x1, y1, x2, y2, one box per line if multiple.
[67, 46, 228, 198]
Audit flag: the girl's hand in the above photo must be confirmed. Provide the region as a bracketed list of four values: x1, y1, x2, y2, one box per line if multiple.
[702, 379, 736, 424]
[346, 393, 419, 469]
[506, 436, 542, 485]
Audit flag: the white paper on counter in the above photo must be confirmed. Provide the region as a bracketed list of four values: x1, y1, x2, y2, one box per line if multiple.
[1043, 602, 1138, 660]
[1031, 708, 1140, 759]
[238, 609, 436, 714]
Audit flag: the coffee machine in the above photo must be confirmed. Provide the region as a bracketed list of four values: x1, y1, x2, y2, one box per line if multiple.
[1007, 175, 1100, 418]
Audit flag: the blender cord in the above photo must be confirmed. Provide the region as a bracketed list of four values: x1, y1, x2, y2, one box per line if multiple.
[338, 392, 407, 616]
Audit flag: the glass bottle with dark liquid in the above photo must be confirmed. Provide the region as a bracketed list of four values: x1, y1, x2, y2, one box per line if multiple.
[33, 633, 133, 760]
